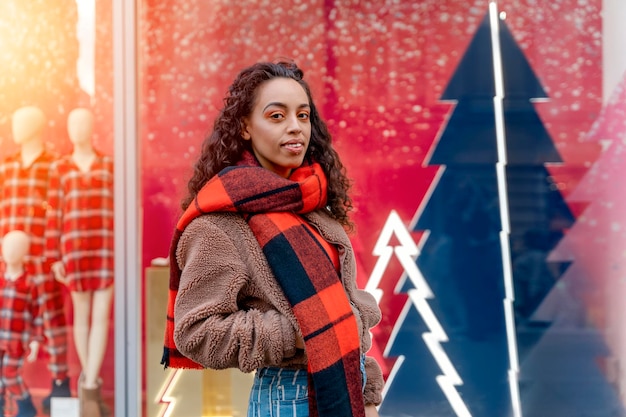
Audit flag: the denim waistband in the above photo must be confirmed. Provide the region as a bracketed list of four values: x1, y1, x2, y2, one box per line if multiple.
[255, 367, 307, 382]
[255, 353, 367, 391]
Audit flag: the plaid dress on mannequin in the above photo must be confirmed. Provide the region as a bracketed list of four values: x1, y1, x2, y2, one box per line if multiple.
[0, 150, 68, 380]
[44, 153, 114, 292]
[0, 270, 41, 399]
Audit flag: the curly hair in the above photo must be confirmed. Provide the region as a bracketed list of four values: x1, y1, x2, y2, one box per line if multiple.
[181, 60, 354, 229]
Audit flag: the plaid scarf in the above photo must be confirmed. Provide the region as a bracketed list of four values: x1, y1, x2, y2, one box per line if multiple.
[162, 155, 365, 417]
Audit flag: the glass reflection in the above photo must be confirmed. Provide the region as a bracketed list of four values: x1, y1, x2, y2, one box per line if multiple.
[0, 1, 114, 416]
[138, 1, 624, 416]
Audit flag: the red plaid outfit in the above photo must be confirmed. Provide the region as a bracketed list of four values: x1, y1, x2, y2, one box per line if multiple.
[0, 150, 68, 380]
[45, 153, 114, 292]
[0, 271, 42, 399]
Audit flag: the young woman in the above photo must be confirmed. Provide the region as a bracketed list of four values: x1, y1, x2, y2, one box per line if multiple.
[162, 60, 383, 417]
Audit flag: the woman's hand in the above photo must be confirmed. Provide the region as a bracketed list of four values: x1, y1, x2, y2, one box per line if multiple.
[365, 405, 380, 417]
[295, 332, 305, 349]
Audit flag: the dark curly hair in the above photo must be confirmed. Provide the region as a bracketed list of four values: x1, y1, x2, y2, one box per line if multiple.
[181, 60, 354, 229]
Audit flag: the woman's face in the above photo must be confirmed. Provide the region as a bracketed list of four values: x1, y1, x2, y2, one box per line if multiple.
[242, 77, 311, 178]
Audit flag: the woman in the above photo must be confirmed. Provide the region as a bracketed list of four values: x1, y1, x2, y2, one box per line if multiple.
[162, 60, 383, 417]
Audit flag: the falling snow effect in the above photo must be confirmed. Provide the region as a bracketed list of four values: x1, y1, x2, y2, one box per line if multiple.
[138, 1, 610, 413]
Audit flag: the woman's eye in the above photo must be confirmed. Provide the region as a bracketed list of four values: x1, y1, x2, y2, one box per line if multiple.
[269, 113, 284, 120]
[298, 112, 310, 120]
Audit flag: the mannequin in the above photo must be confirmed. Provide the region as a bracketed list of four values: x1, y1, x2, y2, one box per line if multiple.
[46, 108, 114, 417]
[11, 106, 46, 167]
[0, 230, 41, 417]
[0, 106, 70, 414]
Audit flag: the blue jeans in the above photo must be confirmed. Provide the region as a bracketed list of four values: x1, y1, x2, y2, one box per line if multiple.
[247, 355, 367, 417]
[247, 367, 308, 417]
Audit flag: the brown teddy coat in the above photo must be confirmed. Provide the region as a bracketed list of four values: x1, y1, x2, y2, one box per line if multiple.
[173, 209, 384, 406]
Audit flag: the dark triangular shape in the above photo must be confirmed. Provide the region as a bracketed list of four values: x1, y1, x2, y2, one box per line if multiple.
[429, 99, 498, 164]
[416, 165, 500, 233]
[504, 100, 561, 164]
[442, 12, 547, 101]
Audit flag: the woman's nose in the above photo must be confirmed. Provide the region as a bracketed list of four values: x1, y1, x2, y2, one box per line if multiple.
[287, 114, 302, 133]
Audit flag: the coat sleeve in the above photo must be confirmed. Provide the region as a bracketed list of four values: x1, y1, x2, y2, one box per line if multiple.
[44, 161, 63, 264]
[29, 278, 44, 342]
[172, 216, 298, 373]
[342, 244, 385, 406]
[351, 285, 385, 406]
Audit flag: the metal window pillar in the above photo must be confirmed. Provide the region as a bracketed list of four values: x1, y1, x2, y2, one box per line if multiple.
[113, 0, 141, 415]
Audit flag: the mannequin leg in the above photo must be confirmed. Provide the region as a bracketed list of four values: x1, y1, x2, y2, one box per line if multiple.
[83, 286, 114, 389]
[38, 263, 70, 413]
[44, 280, 69, 378]
[70, 291, 92, 372]
[2, 352, 37, 416]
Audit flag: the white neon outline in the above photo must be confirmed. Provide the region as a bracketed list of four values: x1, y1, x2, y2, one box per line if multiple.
[366, 211, 433, 303]
[368, 210, 471, 416]
[488, 2, 522, 416]
[155, 369, 183, 417]
[381, 354, 405, 400]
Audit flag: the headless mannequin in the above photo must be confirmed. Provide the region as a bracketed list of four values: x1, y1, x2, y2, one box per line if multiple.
[67, 108, 97, 173]
[1, 231, 40, 362]
[11, 106, 45, 167]
[50, 108, 113, 394]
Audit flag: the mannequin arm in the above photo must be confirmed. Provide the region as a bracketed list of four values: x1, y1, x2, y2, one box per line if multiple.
[26, 340, 40, 362]
[51, 261, 68, 285]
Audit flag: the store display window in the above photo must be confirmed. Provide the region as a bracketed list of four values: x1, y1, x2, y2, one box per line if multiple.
[0, 1, 115, 416]
[140, 1, 626, 416]
[2, 0, 625, 416]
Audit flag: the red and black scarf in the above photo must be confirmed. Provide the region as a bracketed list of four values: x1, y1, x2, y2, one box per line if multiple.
[162, 154, 365, 417]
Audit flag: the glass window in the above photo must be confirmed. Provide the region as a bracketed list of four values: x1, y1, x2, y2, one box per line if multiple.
[0, 1, 115, 416]
[139, 1, 626, 416]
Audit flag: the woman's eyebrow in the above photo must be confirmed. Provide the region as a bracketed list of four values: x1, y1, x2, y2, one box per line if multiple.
[263, 102, 311, 112]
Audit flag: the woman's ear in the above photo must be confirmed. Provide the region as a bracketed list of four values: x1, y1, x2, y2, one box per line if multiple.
[241, 120, 251, 140]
